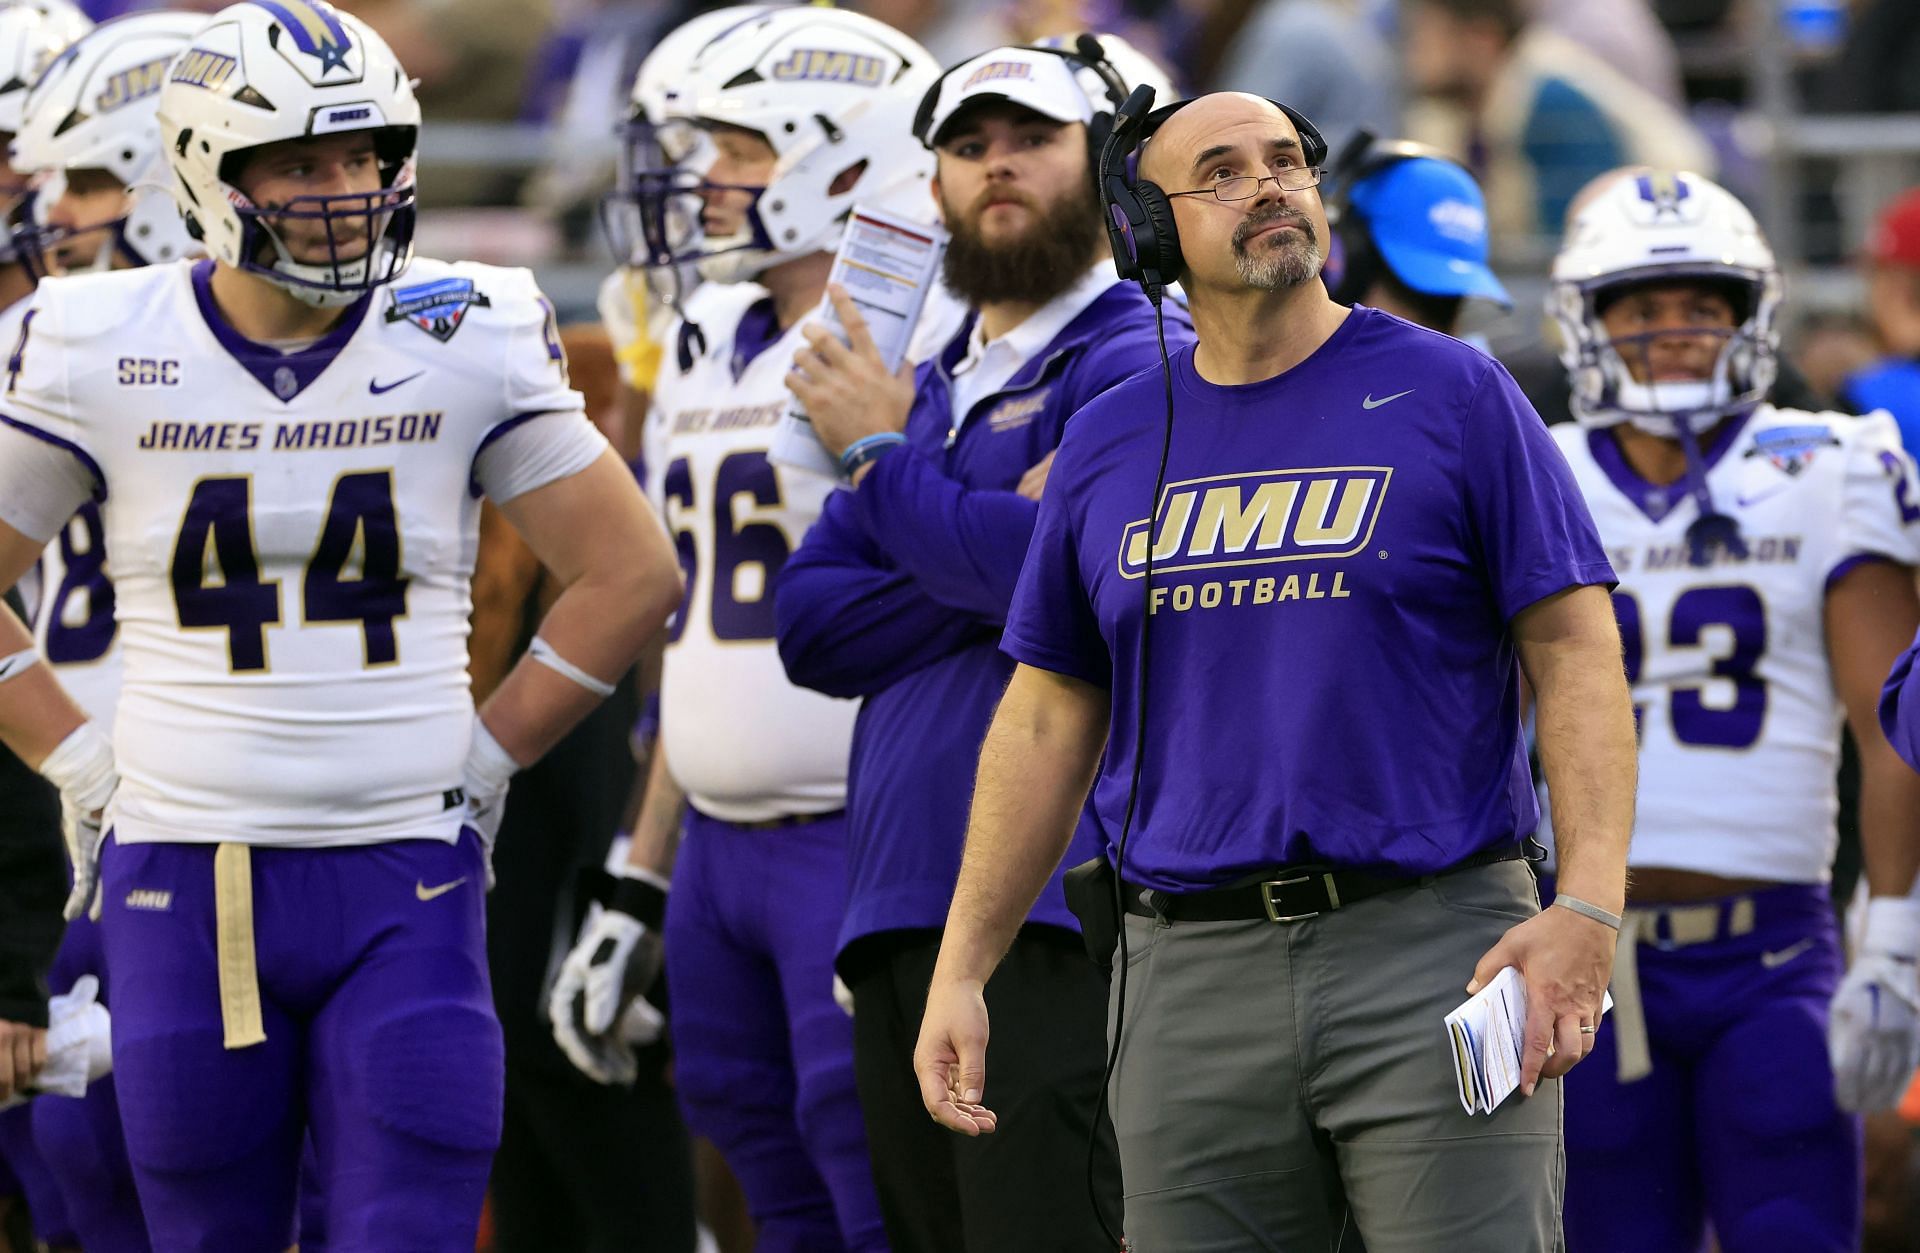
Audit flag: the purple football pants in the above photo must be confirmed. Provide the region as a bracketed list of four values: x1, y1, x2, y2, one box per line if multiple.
[97, 829, 504, 1252]
[665, 809, 886, 1252]
[1562, 882, 1860, 1253]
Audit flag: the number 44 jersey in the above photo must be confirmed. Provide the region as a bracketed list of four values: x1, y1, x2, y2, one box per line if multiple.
[0, 259, 605, 849]
[1544, 406, 1920, 882]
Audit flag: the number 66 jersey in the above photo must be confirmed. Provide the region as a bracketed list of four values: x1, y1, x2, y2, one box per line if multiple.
[1544, 406, 1920, 881]
[0, 258, 607, 849]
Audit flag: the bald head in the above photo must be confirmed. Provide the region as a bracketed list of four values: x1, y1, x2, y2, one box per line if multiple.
[1138, 93, 1301, 190]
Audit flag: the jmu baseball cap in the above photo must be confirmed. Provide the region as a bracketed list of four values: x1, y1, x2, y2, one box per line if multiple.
[914, 46, 1095, 148]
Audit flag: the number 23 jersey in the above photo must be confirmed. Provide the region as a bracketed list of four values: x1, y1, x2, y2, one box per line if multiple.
[1544, 406, 1920, 881]
[0, 258, 601, 848]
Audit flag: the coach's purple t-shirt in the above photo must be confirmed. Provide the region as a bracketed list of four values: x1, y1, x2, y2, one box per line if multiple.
[1002, 306, 1614, 890]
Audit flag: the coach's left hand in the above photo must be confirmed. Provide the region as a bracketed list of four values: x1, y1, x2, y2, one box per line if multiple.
[787, 285, 913, 460]
[1468, 904, 1616, 1096]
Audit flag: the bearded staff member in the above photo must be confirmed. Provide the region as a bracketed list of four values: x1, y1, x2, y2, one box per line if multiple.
[773, 39, 1191, 1251]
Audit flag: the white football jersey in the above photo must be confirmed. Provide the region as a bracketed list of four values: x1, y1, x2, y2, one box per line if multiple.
[645, 283, 858, 823]
[1543, 406, 1920, 882]
[0, 258, 602, 847]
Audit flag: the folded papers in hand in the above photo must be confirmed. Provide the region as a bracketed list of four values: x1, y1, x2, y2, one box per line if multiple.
[1445, 967, 1611, 1115]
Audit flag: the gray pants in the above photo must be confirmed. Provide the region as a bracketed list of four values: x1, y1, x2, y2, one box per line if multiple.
[1108, 859, 1564, 1252]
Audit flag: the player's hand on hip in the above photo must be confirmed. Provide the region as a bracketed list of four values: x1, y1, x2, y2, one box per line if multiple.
[1829, 897, 1920, 1113]
[1470, 902, 1615, 1095]
[0, 1019, 47, 1104]
[786, 284, 913, 459]
[548, 873, 669, 1086]
[914, 975, 998, 1135]
[461, 718, 520, 888]
[38, 721, 117, 922]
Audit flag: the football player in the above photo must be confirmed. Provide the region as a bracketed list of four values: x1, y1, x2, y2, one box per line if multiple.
[0, 2, 682, 1248]
[1543, 169, 1920, 1252]
[546, 8, 939, 1249]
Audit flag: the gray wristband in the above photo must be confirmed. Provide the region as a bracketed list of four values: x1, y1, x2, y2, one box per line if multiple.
[1554, 894, 1622, 931]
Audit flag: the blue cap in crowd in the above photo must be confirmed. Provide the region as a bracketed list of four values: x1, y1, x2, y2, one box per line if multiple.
[1346, 157, 1511, 308]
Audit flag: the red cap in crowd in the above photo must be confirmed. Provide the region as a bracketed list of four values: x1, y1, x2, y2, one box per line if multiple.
[1868, 188, 1920, 270]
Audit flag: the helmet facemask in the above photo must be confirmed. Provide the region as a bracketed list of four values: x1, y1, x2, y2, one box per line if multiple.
[212, 126, 417, 309]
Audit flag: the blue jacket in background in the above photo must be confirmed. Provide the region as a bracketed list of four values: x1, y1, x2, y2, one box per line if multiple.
[1845, 358, 1920, 453]
[774, 282, 1193, 959]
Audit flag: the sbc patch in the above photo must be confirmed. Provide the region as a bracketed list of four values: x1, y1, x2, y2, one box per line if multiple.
[386, 277, 491, 343]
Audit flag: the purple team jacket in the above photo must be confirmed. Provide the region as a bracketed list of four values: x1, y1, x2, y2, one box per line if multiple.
[775, 283, 1192, 958]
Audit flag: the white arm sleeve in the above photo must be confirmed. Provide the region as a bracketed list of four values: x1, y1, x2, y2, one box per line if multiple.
[0, 419, 96, 542]
[473, 411, 610, 503]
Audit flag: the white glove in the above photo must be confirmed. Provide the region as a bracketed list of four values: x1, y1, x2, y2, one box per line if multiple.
[1830, 897, 1920, 1113]
[549, 866, 669, 1086]
[462, 718, 519, 888]
[39, 722, 116, 921]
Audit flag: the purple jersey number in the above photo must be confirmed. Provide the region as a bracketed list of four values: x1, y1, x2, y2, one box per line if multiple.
[1613, 584, 1767, 750]
[43, 502, 116, 664]
[171, 474, 410, 671]
[662, 451, 791, 644]
[1879, 449, 1920, 525]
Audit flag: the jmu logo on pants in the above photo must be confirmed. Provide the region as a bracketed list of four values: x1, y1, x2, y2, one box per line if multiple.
[1118, 467, 1392, 578]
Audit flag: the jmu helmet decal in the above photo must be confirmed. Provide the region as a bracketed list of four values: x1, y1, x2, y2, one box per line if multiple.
[169, 48, 238, 91]
[384, 276, 490, 342]
[1744, 424, 1840, 477]
[95, 55, 171, 113]
[766, 48, 886, 85]
[253, 0, 353, 75]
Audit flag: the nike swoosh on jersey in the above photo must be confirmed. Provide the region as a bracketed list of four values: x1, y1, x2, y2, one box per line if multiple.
[415, 877, 467, 901]
[370, 371, 425, 395]
[1735, 486, 1790, 508]
[1362, 389, 1415, 409]
[1759, 937, 1815, 968]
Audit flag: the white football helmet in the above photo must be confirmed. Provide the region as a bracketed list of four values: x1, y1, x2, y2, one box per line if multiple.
[1549, 169, 1781, 436]
[11, 12, 205, 277]
[154, 0, 420, 308]
[637, 6, 940, 284]
[0, 0, 90, 139]
[602, 5, 769, 292]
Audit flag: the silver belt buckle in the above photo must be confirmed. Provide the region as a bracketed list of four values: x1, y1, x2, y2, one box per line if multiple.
[1260, 872, 1337, 923]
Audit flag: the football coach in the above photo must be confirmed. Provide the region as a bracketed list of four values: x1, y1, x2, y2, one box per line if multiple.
[914, 92, 1639, 1249]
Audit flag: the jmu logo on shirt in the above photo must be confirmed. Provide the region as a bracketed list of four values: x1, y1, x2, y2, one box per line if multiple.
[768, 48, 885, 86]
[1119, 466, 1391, 578]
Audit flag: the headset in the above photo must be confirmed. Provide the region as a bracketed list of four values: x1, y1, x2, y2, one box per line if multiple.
[1323, 130, 1469, 306]
[911, 34, 1131, 173]
[1098, 85, 1328, 303]
[1082, 84, 1328, 1248]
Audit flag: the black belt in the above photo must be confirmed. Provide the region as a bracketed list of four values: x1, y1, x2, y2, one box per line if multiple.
[1123, 841, 1528, 924]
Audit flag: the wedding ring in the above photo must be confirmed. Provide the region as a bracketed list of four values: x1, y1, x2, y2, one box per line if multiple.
[1579, 1025, 1599, 1034]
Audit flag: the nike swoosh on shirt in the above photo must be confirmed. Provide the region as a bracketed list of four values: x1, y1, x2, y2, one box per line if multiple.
[1759, 938, 1815, 969]
[415, 877, 467, 902]
[370, 371, 425, 395]
[1362, 389, 1415, 409]
[1735, 486, 1790, 508]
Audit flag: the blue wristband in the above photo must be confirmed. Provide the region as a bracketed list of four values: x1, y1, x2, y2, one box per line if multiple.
[839, 432, 906, 478]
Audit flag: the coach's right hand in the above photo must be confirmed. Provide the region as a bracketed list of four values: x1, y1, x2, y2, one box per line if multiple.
[915, 975, 999, 1135]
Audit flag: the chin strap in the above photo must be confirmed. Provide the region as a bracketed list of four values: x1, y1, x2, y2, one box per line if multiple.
[1673, 417, 1747, 567]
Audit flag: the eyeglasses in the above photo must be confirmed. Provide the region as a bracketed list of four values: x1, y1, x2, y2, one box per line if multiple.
[1166, 168, 1323, 203]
